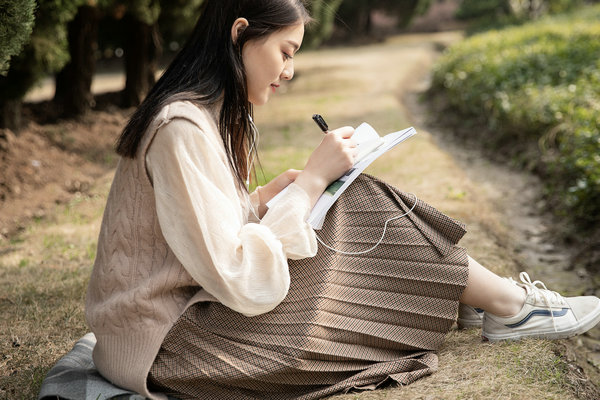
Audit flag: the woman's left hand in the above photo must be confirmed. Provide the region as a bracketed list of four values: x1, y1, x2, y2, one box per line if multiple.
[257, 169, 302, 218]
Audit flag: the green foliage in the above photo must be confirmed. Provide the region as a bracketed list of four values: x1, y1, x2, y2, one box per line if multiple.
[304, 0, 344, 48]
[34, 0, 85, 69]
[457, 0, 584, 20]
[430, 5, 600, 226]
[0, 0, 85, 101]
[117, 0, 160, 25]
[0, 0, 36, 75]
[455, 0, 511, 20]
[456, 0, 586, 34]
[335, 0, 431, 37]
[158, 0, 204, 48]
[378, 0, 432, 27]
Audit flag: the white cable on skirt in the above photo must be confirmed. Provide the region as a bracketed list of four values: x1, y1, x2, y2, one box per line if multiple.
[314, 192, 419, 255]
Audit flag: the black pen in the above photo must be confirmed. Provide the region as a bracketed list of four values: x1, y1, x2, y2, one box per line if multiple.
[312, 114, 329, 133]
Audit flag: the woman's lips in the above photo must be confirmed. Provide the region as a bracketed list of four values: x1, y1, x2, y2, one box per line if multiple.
[271, 83, 279, 93]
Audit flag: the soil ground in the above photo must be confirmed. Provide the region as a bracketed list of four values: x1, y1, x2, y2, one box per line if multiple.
[1, 31, 599, 399]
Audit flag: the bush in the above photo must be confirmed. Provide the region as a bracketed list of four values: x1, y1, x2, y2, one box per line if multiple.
[0, 0, 36, 75]
[429, 5, 600, 227]
[456, 0, 587, 36]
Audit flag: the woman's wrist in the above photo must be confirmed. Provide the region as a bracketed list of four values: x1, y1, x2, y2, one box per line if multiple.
[255, 186, 268, 219]
[293, 170, 328, 207]
[256, 170, 302, 218]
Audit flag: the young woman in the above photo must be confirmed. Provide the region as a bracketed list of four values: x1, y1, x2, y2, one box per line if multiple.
[84, 1, 600, 399]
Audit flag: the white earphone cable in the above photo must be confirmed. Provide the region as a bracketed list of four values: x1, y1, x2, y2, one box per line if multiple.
[246, 115, 261, 221]
[314, 192, 418, 255]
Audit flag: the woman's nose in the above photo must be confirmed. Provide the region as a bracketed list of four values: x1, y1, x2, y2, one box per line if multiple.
[281, 61, 294, 80]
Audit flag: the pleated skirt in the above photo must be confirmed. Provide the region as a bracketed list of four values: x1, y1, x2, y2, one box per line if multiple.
[148, 174, 470, 399]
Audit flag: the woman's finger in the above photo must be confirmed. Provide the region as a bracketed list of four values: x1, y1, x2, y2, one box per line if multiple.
[329, 126, 354, 139]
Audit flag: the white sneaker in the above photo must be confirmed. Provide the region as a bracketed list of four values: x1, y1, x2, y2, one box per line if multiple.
[457, 304, 484, 329]
[482, 272, 600, 341]
[458, 277, 519, 329]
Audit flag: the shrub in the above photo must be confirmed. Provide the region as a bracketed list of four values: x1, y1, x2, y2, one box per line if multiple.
[0, 0, 36, 75]
[430, 5, 600, 227]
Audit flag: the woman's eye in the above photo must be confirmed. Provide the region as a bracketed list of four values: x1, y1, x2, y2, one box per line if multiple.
[283, 52, 292, 60]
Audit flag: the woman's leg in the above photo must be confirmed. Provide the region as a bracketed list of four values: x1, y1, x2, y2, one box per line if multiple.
[459, 255, 526, 317]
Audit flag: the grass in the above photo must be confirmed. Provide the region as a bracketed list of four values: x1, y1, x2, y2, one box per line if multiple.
[0, 174, 109, 399]
[0, 32, 596, 399]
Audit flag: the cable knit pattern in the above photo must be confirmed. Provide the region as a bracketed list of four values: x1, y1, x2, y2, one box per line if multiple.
[85, 101, 317, 399]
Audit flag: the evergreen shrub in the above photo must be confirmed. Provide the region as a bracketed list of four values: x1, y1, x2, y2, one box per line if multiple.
[0, 0, 36, 75]
[430, 5, 600, 226]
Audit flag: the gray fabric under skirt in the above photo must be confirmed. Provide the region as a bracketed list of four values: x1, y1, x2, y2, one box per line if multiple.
[148, 174, 470, 399]
[37, 333, 180, 400]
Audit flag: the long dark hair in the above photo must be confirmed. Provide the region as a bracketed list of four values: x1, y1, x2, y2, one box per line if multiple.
[115, 0, 310, 190]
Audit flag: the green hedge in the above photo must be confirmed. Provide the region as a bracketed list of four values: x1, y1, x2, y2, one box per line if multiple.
[430, 5, 600, 227]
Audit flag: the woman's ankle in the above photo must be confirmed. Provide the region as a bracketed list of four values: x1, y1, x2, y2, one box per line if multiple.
[489, 286, 527, 318]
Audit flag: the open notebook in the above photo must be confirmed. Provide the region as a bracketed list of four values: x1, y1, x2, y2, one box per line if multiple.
[267, 123, 417, 229]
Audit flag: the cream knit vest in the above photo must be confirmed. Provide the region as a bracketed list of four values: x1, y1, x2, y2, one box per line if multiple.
[85, 102, 221, 399]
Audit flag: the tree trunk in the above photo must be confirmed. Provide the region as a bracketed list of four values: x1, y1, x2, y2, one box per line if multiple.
[396, 0, 420, 28]
[0, 46, 37, 132]
[354, 5, 372, 37]
[364, 9, 372, 36]
[0, 99, 22, 132]
[121, 15, 161, 108]
[54, 5, 100, 117]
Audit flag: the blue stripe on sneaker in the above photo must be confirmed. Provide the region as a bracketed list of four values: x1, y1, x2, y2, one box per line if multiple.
[474, 308, 484, 313]
[505, 308, 569, 328]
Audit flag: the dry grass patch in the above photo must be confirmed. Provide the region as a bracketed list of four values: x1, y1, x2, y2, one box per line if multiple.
[0, 175, 111, 399]
[329, 330, 581, 400]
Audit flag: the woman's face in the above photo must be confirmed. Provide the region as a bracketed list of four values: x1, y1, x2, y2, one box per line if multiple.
[242, 23, 304, 106]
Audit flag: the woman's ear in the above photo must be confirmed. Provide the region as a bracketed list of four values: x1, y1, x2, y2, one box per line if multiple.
[231, 17, 249, 44]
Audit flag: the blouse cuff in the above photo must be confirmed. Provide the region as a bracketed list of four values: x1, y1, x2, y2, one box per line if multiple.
[260, 183, 317, 260]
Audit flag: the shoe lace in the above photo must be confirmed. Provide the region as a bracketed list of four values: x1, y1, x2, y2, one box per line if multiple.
[518, 272, 566, 332]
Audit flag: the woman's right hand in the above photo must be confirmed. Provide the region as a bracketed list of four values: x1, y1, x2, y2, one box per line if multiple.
[294, 126, 356, 207]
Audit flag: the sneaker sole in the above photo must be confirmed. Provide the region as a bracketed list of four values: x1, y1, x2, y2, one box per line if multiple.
[457, 318, 483, 329]
[482, 301, 600, 342]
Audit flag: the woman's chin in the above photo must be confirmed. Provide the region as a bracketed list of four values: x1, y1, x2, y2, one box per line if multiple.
[249, 92, 271, 106]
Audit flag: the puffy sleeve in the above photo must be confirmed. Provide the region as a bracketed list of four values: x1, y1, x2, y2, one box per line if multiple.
[146, 117, 317, 317]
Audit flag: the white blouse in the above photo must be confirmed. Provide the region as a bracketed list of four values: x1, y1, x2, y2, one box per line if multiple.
[146, 117, 318, 317]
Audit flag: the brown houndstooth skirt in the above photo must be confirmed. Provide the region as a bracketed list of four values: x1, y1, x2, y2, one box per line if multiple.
[148, 174, 470, 399]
